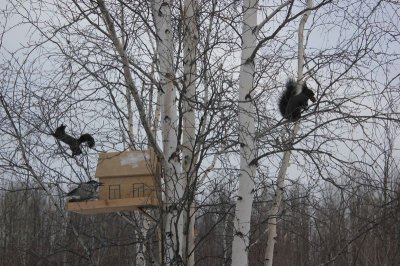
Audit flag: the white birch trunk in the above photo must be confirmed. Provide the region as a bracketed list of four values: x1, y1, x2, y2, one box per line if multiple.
[264, 1, 313, 266]
[296, 0, 313, 85]
[136, 216, 150, 266]
[151, 1, 184, 264]
[231, 1, 258, 266]
[181, 1, 198, 265]
[263, 134, 297, 266]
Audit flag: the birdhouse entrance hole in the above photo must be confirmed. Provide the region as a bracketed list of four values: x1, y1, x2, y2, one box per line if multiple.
[66, 150, 161, 214]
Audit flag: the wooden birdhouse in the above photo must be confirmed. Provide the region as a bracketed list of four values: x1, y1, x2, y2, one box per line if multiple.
[66, 150, 161, 214]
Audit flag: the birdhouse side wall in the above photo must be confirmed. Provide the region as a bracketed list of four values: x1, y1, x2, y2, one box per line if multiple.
[98, 175, 157, 200]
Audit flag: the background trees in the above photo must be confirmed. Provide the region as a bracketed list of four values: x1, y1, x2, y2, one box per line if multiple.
[1, 0, 400, 265]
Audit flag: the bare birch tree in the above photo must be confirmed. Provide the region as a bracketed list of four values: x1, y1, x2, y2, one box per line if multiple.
[231, 1, 258, 266]
[2, 0, 400, 265]
[150, 1, 185, 264]
[181, 0, 198, 264]
[264, 1, 313, 265]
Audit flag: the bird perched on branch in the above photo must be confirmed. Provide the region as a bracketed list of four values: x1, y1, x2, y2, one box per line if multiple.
[66, 180, 103, 202]
[278, 79, 316, 121]
[53, 124, 95, 156]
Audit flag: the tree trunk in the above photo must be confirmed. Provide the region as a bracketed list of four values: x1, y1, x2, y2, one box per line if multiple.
[264, 138, 296, 266]
[264, 1, 313, 265]
[151, 1, 183, 264]
[182, 0, 198, 265]
[231, 1, 258, 265]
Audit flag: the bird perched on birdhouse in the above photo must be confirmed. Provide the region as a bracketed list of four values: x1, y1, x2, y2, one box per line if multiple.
[66, 180, 103, 202]
[65, 150, 161, 214]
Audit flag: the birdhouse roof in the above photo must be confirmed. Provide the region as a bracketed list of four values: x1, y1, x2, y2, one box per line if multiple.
[95, 150, 157, 178]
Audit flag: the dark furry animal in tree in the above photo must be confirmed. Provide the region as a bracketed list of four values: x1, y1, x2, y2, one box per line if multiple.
[278, 79, 316, 121]
[53, 124, 95, 155]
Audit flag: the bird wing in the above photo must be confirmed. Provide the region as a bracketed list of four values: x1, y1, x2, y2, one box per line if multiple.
[67, 186, 79, 196]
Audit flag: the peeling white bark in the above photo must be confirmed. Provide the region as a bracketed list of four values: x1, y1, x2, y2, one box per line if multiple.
[231, 1, 258, 266]
[264, 1, 313, 266]
[264, 135, 297, 266]
[181, 1, 198, 265]
[151, 0, 183, 263]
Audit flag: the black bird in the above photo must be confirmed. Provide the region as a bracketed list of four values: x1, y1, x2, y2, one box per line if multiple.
[53, 124, 95, 155]
[66, 180, 103, 202]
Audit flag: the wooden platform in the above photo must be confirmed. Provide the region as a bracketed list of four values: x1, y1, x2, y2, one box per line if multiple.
[65, 150, 162, 215]
[65, 197, 160, 214]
